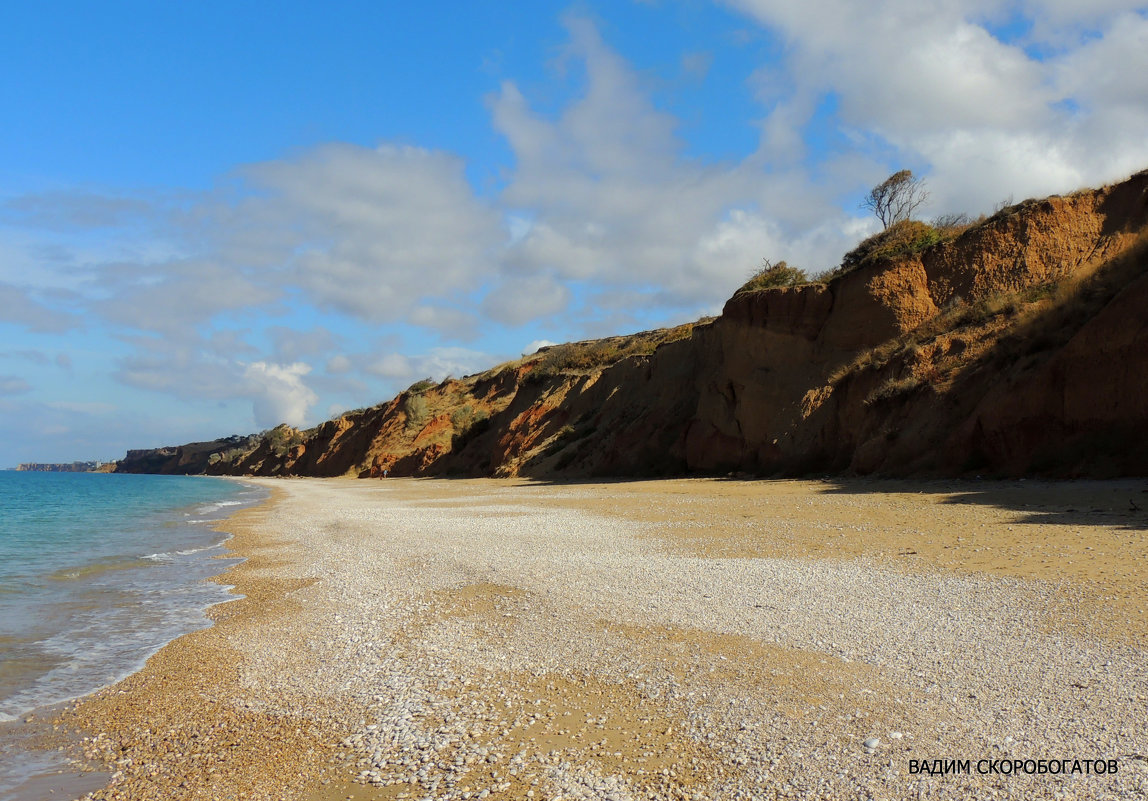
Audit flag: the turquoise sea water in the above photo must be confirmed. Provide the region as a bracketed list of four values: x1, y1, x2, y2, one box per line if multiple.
[0, 472, 265, 723]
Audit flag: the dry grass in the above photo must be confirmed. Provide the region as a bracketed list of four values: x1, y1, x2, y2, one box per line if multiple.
[829, 228, 1148, 403]
[734, 260, 810, 295]
[827, 220, 944, 280]
[991, 229, 1148, 363]
[526, 320, 707, 381]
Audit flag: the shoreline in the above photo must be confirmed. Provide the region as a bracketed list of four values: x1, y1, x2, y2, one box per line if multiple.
[45, 476, 1148, 800]
[0, 475, 268, 801]
[56, 483, 347, 800]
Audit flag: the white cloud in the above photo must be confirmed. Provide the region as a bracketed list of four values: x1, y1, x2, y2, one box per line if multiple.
[112, 335, 319, 429]
[325, 354, 353, 374]
[5, 5, 1145, 456]
[724, 0, 1148, 216]
[1022, 0, 1148, 37]
[116, 337, 250, 400]
[482, 274, 572, 326]
[366, 353, 415, 380]
[491, 16, 861, 300]
[0, 375, 31, 395]
[523, 339, 557, 355]
[244, 143, 503, 322]
[3, 191, 152, 230]
[46, 400, 117, 414]
[0, 283, 80, 332]
[365, 347, 498, 384]
[242, 361, 318, 428]
[269, 326, 339, 362]
[0, 349, 49, 365]
[413, 347, 498, 380]
[18, 142, 505, 344]
[407, 305, 479, 338]
[97, 258, 277, 335]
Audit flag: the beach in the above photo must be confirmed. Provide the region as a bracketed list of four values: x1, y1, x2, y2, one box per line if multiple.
[48, 477, 1148, 800]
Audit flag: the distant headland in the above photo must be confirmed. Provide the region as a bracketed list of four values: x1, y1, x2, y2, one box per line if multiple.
[15, 461, 113, 473]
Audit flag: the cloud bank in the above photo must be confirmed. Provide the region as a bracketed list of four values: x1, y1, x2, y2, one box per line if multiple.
[3, 4, 1144, 439]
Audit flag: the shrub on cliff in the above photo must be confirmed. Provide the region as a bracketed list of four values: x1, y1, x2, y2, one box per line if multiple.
[831, 220, 943, 278]
[403, 394, 429, 431]
[525, 321, 702, 382]
[264, 424, 303, 457]
[406, 377, 435, 395]
[449, 404, 488, 434]
[735, 260, 809, 295]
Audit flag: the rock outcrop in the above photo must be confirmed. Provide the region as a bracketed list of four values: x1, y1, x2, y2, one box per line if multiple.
[114, 170, 1148, 479]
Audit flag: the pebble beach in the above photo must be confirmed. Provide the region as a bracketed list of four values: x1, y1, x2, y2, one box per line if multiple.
[45, 477, 1148, 800]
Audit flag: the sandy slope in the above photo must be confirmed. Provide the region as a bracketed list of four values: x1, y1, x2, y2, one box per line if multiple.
[60, 477, 1148, 800]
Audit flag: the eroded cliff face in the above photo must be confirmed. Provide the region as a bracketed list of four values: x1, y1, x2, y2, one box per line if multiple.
[114, 170, 1148, 479]
[678, 170, 1148, 477]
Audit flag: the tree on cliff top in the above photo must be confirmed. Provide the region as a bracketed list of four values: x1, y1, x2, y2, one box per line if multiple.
[863, 170, 929, 229]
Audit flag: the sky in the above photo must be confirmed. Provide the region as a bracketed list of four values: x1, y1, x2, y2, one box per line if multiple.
[1, 0, 1146, 466]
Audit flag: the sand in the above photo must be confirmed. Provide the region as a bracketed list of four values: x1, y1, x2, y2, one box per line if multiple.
[41, 477, 1148, 800]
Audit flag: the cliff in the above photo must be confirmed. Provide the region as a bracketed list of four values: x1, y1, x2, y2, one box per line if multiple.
[115, 170, 1148, 479]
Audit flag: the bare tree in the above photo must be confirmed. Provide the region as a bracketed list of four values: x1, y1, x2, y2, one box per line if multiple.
[862, 169, 929, 229]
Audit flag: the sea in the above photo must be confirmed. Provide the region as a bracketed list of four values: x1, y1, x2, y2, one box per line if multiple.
[0, 471, 266, 797]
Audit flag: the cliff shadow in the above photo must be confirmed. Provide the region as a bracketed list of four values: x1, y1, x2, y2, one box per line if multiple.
[812, 477, 1148, 532]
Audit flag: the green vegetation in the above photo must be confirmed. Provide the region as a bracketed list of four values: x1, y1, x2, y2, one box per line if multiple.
[450, 410, 492, 451]
[826, 169, 979, 281]
[838, 220, 942, 273]
[449, 404, 488, 434]
[399, 377, 437, 431]
[734, 260, 809, 295]
[265, 424, 304, 457]
[406, 377, 436, 395]
[337, 402, 384, 419]
[526, 321, 704, 381]
[403, 394, 429, 431]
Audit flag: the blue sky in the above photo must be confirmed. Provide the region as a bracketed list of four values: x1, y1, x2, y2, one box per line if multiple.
[1, 0, 1146, 465]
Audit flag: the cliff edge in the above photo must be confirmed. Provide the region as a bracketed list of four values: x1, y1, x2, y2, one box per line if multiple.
[115, 170, 1148, 479]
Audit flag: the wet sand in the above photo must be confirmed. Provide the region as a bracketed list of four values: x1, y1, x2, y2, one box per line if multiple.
[44, 477, 1148, 800]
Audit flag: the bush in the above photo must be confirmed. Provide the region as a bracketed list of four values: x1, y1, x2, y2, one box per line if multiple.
[403, 394, 429, 431]
[931, 212, 982, 239]
[450, 405, 474, 430]
[264, 424, 303, 457]
[406, 377, 435, 395]
[449, 405, 488, 434]
[451, 412, 491, 450]
[833, 220, 943, 277]
[735, 260, 809, 295]
[526, 321, 701, 381]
